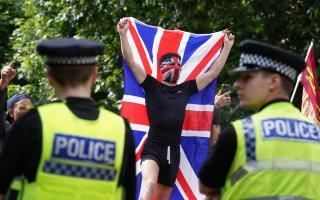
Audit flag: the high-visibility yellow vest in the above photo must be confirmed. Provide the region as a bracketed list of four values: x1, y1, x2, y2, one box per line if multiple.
[22, 102, 126, 200]
[222, 102, 320, 200]
[6, 176, 23, 200]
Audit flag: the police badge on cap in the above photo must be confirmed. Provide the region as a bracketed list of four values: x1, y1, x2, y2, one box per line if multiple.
[37, 38, 104, 66]
[230, 40, 306, 82]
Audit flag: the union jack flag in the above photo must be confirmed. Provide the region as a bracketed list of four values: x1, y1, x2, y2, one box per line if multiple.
[120, 17, 224, 199]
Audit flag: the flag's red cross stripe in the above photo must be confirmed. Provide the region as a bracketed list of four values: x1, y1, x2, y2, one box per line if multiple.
[177, 169, 197, 200]
[128, 21, 152, 75]
[156, 31, 183, 80]
[121, 102, 212, 131]
[186, 36, 224, 80]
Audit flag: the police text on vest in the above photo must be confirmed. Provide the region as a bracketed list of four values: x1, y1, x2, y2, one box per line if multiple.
[261, 118, 320, 143]
[52, 134, 116, 165]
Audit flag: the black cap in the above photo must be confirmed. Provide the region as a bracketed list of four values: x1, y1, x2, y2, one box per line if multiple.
[37, 38, 104, 66]
[230, 40, 306, 82]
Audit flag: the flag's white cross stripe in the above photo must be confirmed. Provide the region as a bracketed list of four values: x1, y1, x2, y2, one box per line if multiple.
[123, 94, 214, 111]
[122, 95, 145, 105]
[177, 32, 190, 64]
[130, 123, 210, 138]
[152, 28, 163, 77]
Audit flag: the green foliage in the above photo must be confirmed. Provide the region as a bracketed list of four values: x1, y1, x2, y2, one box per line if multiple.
[2, 0, 320, 120]
[0, 0, 23, 64]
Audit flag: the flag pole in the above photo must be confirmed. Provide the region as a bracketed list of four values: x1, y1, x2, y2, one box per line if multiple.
[290, 73, 302, 102]
[290, 41, 314, 103]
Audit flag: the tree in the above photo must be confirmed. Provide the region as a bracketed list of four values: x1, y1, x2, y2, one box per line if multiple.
[4, 0, 320, 118]
[0, 0, 23, 64]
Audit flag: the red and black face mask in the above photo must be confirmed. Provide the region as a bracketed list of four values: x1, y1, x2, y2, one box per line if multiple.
[159, 56, 181, 83]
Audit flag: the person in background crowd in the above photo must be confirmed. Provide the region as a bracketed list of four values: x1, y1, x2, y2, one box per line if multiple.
[5, 93, 33, 200]
[0, 61, 16, 150]
[7, 94, 33, 124]
[0, 61, 33, 200]
[209, 88, 231, 155]
[0, 38, 136, 200]
[199, 39, 320, 200]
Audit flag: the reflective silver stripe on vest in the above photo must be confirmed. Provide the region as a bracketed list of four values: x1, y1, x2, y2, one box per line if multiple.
[244, 196, 311, 200]
[231, 159, 320, 186]
[242, 117, 256, 161]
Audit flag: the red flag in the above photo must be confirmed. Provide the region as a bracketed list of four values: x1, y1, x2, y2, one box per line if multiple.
[300, 42, 320, 124]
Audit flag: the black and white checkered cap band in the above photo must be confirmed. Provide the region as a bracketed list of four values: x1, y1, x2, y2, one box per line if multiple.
[46, 56, 97, 65]
[43, 161, 116, 181]
[239, 53, 298, 81]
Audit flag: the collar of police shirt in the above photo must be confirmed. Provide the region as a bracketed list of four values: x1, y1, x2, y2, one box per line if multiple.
[258, 98, 289, 112]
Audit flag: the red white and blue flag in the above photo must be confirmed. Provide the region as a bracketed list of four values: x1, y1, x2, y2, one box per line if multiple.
[120, 17, 224, 200]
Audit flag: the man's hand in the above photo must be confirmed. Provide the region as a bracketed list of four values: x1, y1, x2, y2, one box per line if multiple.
[0, 61, 16, 90]
[223, 29, 235, 49]
[214, 89, 231, 109]
[199, 182, 221, 200]
[117, 18, 129, 36]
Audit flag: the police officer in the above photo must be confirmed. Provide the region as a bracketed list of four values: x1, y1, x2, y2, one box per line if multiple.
[0, 38, 136, 200]
[199, 40, 320, 200]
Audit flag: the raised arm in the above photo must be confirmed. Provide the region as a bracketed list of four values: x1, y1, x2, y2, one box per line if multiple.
[0, 61, 16, 91]
[196, 30, 234, 91]
[118, 18, 146, 84]
[0, 61, 16, 144]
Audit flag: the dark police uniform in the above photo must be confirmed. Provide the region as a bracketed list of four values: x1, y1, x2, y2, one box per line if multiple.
[199, 40, 320, 200]
[0, 88, 8, 152]
[0, 38, 136, 200]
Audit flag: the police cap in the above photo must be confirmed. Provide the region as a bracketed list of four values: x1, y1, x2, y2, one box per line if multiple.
[230, 40, 306, 82]
[37, 38, 104, 66]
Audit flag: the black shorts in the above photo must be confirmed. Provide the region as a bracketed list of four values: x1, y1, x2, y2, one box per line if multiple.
[141, 139, 180, 187]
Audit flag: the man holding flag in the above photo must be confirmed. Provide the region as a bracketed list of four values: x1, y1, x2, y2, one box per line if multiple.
[118, 18, 234, 200]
